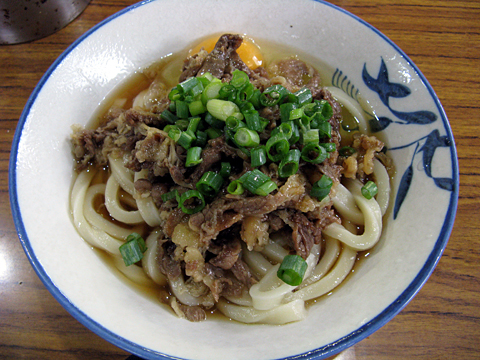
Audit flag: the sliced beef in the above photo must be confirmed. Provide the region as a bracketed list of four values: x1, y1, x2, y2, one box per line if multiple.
[209, 238, 242, 270]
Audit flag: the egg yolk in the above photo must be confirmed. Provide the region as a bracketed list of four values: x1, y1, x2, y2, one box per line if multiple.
[190, 35, 264, 70]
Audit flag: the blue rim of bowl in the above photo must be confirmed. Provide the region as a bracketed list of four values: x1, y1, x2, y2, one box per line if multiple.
[9, 0, 459, 359]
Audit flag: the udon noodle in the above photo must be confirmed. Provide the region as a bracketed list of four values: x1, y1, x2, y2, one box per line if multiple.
[70, 34, 391, 324]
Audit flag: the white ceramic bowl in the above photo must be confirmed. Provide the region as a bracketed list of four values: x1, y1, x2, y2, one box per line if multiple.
[9, 0, 458, 359]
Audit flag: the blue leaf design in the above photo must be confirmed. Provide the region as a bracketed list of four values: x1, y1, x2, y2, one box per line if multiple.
[420, 130, 450, 177]
[394, 164, 414, 220]
[390, 109, 437, 125]
[362, 59, 411, 107]
[433, 178, 455, 191]
[369, 116, 392, 132]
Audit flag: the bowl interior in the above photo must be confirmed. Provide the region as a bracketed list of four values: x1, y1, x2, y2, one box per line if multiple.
[10, 0, 458, 359]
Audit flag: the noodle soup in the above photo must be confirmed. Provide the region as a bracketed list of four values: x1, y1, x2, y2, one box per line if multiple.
[70, 34, 391, 324]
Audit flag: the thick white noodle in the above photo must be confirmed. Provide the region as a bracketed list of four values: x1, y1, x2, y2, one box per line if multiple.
[216, 298, 306, 325]
[323, 179, 382, 251]
[109, 155, 135, 195]
[286, 245, 357, 302]
[112, 255, 156, 287]
[83, 183, 140, 239]
[224, 288, 253, 307]
[169, 274, 204, 307]
[325, 86, 368, 134]
[71, 169, 124, 255]
[134, 170, 163, 227]
[298, 237, 341, 289]
[141, 230, 167, 286]
[373, 158, 390, 216]
[105, 175, 144, 224]
[260, 241, 290, 264]
[242, 246, 273, 278]
[249, 244, 320, 311]
[332, 183, 364, 225]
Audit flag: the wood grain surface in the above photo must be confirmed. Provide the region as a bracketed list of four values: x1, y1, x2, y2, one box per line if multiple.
[1, 0, 478, 359]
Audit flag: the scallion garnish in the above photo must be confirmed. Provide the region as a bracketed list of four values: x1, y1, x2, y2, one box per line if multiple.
[227, 180, 244, 195]
[186, 146, 203, 167]
[265, 132, 290, 162]
[361, 181, 378, 199]
[196, 171, 224, 197]
[241, 169, 277, 196]
[278, 149, 300, 178]
[310, 175, 333, 201]
[230, 69, 250, 89]
[234, 128, 260, 148]
[207, 99, 242, 122]
[339, 146, 356, 157]
[178, 190, 205, 214]
[175, 100, 189, 119]
[277, 254, 308, 286]
[219, 162, 231, 178]
[119, 233, 147, 267]
[251, 146, 267, 167]
[301, 143, 327, 164]
[161, 189, 179, 203]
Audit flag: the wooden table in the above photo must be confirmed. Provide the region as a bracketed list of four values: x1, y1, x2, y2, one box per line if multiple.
[1, 1, 478, 359]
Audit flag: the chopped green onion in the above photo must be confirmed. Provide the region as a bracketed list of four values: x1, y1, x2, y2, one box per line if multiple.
[289, 108, 304, 121]
[266, 132, 290, 162]
[204, 112, 225, 129]
[175, 119, 189, 131]
[194, 130, 208, 147]
[189, 100, 206, 116]
[250, 89, 262, 109]
[242, 169, 277, 196]
[244, 110, 264, 132]
[168, 88, 182, 102]
[250, 146, 267, 167]
[295, 88, 313, 106]
[207, 99, 243, 121]
[226, 116, 246, 132]
[119, 233, 147, 267]
[339, 146, 356, 157]
[227, 180, 244, 195]
[234, 128, 260, 147]
[271, 122, 293, 140]
[278, 149, 301, 178]
[163, 124, 178, 134]
[361, 181, 378, 200]
[186, 146, 203, 167]
[231, 69, 250, 89]
[302, 129, 319, 145]
[161, 109, 178, 124]
[310, 175, 333, 201]
[177, 76, 204, 97]
[177, 130, 195, 149]
[237, 82, 254, 102]
[218, 84, 236, 99]
[187, 116, 202, 134]
[317, 121, 332, 138]
[219, 162, 231, 178]
[260, 85, 288, 106]
[280, 102, 298, 123]
[321, 142, 336, 153]
[301, 143, 327, 164]
[161, 189, 178, 202]
[178, 190, 205, 214]
[196, 171, 224, 197]
[201, 80, 223, 104]
[255, 180, 278, 196]
[168, 127, 182, 142]
[277, 254, 308, 286]
[206, 127, 222, 139]
[176, 100, 189, 119]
